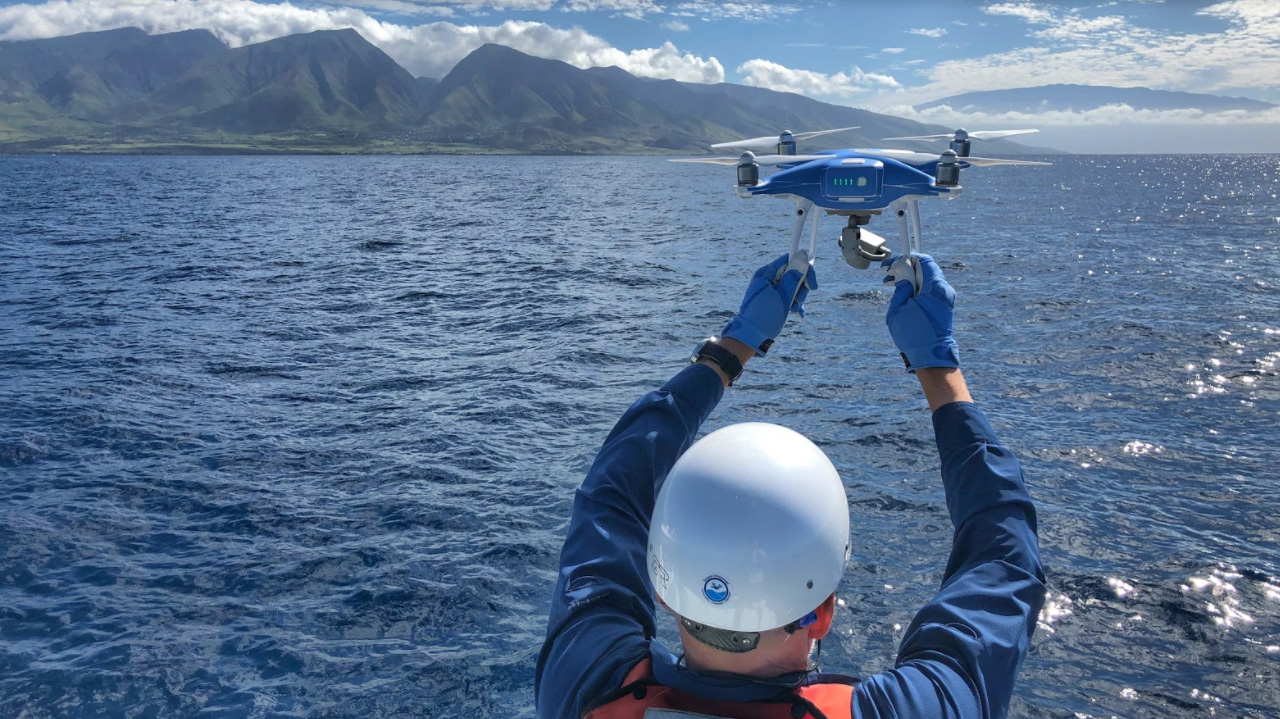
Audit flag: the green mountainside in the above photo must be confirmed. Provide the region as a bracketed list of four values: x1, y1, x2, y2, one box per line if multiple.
[0, 27, 226, 141]
[424, 43, 725, 152]
[133, 28, 423, 132]
[0, 28, 1050, 154]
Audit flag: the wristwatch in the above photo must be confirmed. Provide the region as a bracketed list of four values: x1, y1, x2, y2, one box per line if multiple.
[691, 336, 744, 386]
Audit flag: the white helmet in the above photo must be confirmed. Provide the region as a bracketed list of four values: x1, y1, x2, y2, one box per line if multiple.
[648, 422, 850, 634]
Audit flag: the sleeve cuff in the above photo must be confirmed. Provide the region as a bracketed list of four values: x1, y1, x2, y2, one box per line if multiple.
[664, 362, 726, 423]
[931, 401, 998, 455]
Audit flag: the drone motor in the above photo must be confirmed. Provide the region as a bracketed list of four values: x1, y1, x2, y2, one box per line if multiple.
[736, 152, 760, 186]
[935, 151, 961, 187]
[777, 130, 797, 156]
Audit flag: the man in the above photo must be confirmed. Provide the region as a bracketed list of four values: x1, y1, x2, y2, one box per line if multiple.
[536, 253, 1047, 719]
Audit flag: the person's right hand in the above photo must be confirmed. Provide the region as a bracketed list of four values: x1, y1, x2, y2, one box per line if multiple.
[881, 254, 959, 372]
[722, 253, 817, 356]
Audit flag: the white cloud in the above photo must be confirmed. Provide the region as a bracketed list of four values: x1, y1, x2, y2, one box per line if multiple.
[880, 101, 1280, 147]
[885, 101, 1280, 153]
[874, 0, 1280, 109]
[602, 40, 723, 82]
[669, 2, 801, 22]
[0, 0, 723, 82]
[451, 0, 557, 8]
[737, 58, 900, 98]
[907, 27, 947, 38]
[881, 47, 906, 54]
[661, 19, 689, 32]
[314, 1, 456, 17]
[982, 2, 1055, 24]
[562, 0, 662, 19]
[1030, 13, 1126, 41]
[317, 0, 559, 13]
[896, 101, 1280, 127]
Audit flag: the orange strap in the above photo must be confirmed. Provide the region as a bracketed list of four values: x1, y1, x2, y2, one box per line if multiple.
[584, 658, 854, 719]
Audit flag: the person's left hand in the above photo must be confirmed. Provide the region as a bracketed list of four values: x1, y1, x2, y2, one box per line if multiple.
[722, 253, 817, 356]
[880, 253, 959, 372]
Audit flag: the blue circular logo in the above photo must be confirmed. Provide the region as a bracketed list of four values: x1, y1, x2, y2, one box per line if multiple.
[703, 576, 730, 604]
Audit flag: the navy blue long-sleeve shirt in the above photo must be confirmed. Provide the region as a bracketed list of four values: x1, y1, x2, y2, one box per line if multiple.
[536, 363, 1046, 719]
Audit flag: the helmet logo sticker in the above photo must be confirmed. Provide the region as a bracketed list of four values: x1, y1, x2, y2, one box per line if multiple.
[703, 576, 730, 604]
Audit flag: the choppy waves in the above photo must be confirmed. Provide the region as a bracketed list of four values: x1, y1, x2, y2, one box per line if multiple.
[1, 155, 1278, 718]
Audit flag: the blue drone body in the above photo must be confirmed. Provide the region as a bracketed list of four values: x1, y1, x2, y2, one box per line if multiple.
[673, 127, 1049, 291]
[734, 149, 958, 213]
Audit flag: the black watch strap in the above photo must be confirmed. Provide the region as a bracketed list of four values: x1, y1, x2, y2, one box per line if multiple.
[694, 337, 744, 386]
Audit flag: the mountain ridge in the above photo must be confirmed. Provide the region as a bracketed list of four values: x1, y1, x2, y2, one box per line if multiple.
[0, 28, 1056, 155]
[132, 28, 424, 132]
[0, 27, 226, 123]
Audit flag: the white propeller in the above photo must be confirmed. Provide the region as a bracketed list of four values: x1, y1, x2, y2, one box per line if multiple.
[959, 156, 1052, 167]
[856, 149, 1049, 167]
[857, 148, 942, 165]
[669, 154, 830, 167]
[711, 126, 861, 151]
[882, 129, 1039, 142]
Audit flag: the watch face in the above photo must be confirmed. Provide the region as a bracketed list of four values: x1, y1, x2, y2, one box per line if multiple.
[691, 338, 713, 364]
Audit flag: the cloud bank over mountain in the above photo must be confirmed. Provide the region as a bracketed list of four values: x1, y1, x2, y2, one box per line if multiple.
[2, 0, 1278, 151]
[0, 0, 725, 82]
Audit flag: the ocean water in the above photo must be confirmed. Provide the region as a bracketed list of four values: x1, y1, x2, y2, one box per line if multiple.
[1, 154, 1277, 719]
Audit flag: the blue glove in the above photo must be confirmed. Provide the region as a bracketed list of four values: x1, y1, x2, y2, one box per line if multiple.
[881, 254, 959, 371]
[722, 253, 817, 356]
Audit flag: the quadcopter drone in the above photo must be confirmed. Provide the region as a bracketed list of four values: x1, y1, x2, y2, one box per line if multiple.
[672, 126, 1050, 291]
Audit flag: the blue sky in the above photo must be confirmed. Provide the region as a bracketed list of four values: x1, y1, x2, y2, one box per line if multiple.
[2, 0, 1279, 151]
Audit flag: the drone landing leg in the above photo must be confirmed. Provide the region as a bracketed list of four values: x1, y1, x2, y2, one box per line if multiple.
[787, 199, 814, 260]
[908, 199, 923, 255]
[893, 201, 911, 259]
[778, 199, 816, 310]
[890, 200, 926, 294]
[807, 205, 821, 265]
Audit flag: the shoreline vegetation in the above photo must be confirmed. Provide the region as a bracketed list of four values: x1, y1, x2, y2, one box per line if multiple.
[0, 130, 695, 156]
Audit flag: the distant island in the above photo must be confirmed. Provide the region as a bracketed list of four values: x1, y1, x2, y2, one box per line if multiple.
[0, 27, 1052, 156]
[918, 84, 1278, 114]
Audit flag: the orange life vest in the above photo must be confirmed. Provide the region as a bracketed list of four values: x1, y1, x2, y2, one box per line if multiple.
[582, 658, 855, 719]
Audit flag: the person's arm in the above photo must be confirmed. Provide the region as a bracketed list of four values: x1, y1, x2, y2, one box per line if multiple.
[534, 362, 725, 719]
[535, 254, 815, 719]
[915, 367, 973, 413]
[850, 256, 1046, 719]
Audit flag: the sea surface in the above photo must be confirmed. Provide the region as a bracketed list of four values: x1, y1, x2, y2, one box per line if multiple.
[1, 154, 1278, 718]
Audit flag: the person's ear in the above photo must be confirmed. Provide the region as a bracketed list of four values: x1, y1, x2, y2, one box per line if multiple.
[809, 594, 837, 640]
